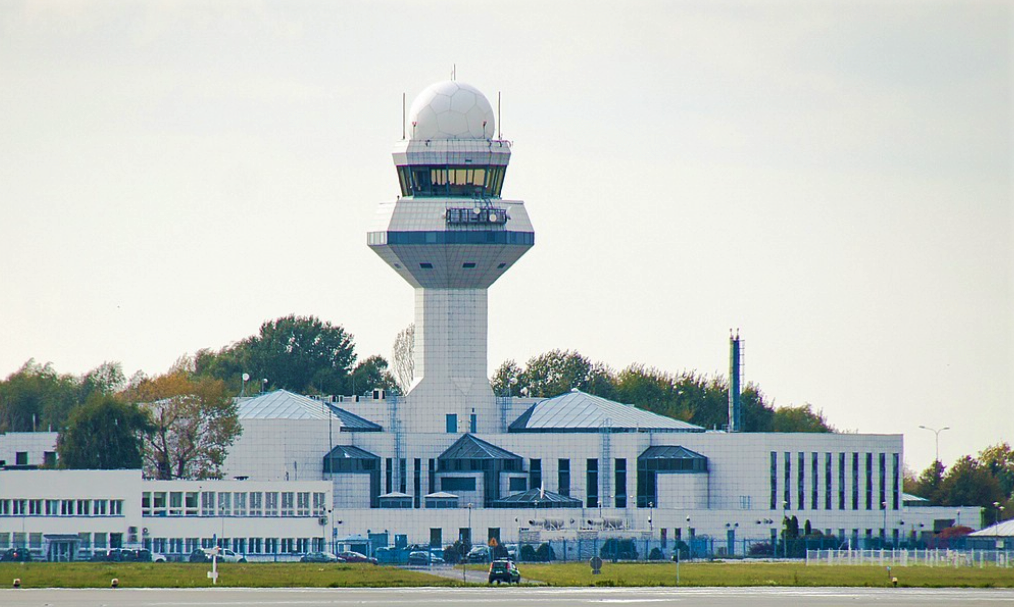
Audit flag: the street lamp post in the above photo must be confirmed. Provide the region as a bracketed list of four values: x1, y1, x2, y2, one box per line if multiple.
[462, 503, 473, 584]
[881, 501, 888, 547]
[918, 425, 950, 464]
[994, 501, 1006, 553]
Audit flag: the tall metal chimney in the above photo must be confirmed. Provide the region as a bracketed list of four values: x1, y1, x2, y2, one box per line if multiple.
[728, 329, 743, 432]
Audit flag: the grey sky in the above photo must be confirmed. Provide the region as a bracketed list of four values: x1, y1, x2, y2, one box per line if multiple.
[1, 1, 1010, 473]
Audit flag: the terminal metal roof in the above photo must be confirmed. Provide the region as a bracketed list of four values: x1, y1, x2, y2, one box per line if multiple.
[508, 390, 704, 433]
[491, 488, 583, 508]
[969, 520, 1014, 538]
[438, 434, 522, 461]
[323, 445, 380, 461]
[638, 445, 707, 460]
[237, 390, 382, 431]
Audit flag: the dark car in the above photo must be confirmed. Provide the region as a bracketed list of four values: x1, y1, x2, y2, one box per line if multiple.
[1, 547, 32, 562]
[335, 550, 377, 564]
[189, 548, 212, 563]
[98, 548, 152, 562]
[488, 559, 520, 584]
[300, 551, 343, 563]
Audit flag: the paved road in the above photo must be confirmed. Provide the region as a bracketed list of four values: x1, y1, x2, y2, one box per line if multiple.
[2, 587, 1013, 607]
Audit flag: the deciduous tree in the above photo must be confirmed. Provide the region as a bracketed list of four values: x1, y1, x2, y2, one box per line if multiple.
[57, 394, 150, 469]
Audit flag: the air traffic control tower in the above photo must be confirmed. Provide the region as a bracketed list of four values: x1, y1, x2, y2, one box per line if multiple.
[368, 81, 535, 434]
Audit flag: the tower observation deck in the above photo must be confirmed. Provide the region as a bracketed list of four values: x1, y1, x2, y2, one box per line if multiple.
[368, 81, 535, 434]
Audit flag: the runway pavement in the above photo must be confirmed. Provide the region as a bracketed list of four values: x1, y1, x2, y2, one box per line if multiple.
[1, 586, 1013, 607]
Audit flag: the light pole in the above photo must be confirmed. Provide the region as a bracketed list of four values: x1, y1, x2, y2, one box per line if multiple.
[463, 503, 473, 584]
[881, 501, 888, 547]
[918, 425, 950, 464]
[994, 501, 1006, 552]
[648, 501, 654, 532]
[782, 500, 789, 558]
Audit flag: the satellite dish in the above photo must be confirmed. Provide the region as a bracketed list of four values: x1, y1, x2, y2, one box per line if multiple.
[242, 373, 250, 382]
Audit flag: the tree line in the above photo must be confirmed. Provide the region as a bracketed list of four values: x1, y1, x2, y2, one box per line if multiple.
[491, 349, 834, 433]
[0, 315, 395, 479]
[905, 443, 1014, 524]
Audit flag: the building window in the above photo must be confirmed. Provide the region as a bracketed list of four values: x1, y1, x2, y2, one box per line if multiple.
[202, 492, 215, 516]
[469, 413, 477, 433]
[249, 492, 262, 517]
[265, 492, 279, 517]
[218, 492, 231, 517]
[558, 459, 570, 497]
[851, 453, 859, 510]
[529, 459, 542, 491]
[615, 459, 627, 508]
[892, 453, 900, 510]
[445, 414, 457, 434]
[313, 492, 325, 515]
[399, 459, 407, 494]
[586, 459, 599, 508]
[770, 452, 778, 510]
[43, 451, 56, 467]
[297, 492, 310, 517]
[811, 452, 819, 510]
[234, 492, 247, 516]
[865, 453, 873, 510]
[441, 477, 476, 492]
[15, 452, 27, 466]
[414, 459, 422, 508]
[797, 452, 805, 511]
[879, 453, 887, 511]
[170, 492, 182, 516]
[281, 492, 294, 517]
[509, 477, 527, 492]
[386, 458, 393, 494]
[784, 452, 791, 509]
[419, 262, 433, 269]
[825, 453, 832, 510]
[428, 458, 436, 494]
[838, 453, 845, 510]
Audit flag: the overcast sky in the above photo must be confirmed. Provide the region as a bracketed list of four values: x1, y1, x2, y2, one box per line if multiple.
[1, 1, 1010, 473]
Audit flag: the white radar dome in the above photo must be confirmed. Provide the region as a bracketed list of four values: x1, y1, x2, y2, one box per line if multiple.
[409, 81, 495, 141]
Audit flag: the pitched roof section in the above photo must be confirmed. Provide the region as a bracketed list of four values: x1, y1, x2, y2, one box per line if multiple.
[438, 434, 522, 461]
[491, 488, 583, 508]
[638, 445, 707, 460]
[324, 445, 380, 461]
[509, 390, 704, 433]
[969, 520, 1014, 538]
[237, 390, 382, 431]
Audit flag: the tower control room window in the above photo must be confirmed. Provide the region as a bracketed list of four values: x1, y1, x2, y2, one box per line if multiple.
[397, 165, 506, 198]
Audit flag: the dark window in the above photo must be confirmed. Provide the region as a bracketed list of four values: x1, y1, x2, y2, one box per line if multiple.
[430, 528, 442, 548]
[459, 528, 471, 546]
[851, 453, 859, 510]
[15, 452, 27, 466]
[509, 477, 526, 492]
[798, 452, 805, 510]
[413, 458, 421, 508]
[811, 452, 819, 510]
[586, 459, 599, 508]
[469, 413, 477, 433]
[615, 459, 627, 508]
[770, 452, 778, 510]
[428, 458, 436, 494]
[892, 453, 900, 511]
[497, 263, 507, 269]
[529, 459, 542, 491]
[865, 453, 873, 510]
[462, 263, 476, 269]
[385, 458, 393, 494]
[825, 453, 832, 510]
[445, 414, 457, 434]
[784, 452, 791, 509]
[488, 528, 500, 544]
[558, 459, 570, 497]
[879, 453, 886, 510]
[419, 262, 433, 269]
[44, 451, 57, 467]
[400, 458, 407, 493]
[442, 477, 476, 492]
[838, 452, 846, 510]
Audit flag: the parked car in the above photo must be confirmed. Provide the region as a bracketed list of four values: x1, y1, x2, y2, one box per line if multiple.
[189, 547, 247, 563]
[335, 550, 377, 564]
[151, 552, 168, 563]
[300, 551, 343, 563]
[466, 545, 491, 563]
[488, 559, 520, 584]
[100, 548, 152, 562]
[407, 550, 443, 565]
[0, 547, 32, 562]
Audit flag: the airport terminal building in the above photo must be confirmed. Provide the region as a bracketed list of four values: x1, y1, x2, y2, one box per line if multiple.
[0, 81, 969, 561]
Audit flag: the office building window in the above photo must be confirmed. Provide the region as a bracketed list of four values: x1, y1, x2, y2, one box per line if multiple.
[469, 413, 477, 433]
[615, 458, 627, 508]
[811, 452, 819, 510]
[558, 459, 570, 497]
[586, 459, 599, 508]
[529, 459, 542, 491]
[784, 452, 791, 509]
[879, 453, 886, 510]
[797, 452, 805, 510]
[892, 453, 900, 510]
[865, 453, 873, 510]
[385, 458, 393, 494]
[851, 453, 859, 510]
[445, 414, 457, 433]
[414, 458, 422, 508]
[770, 452, 778, 510]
